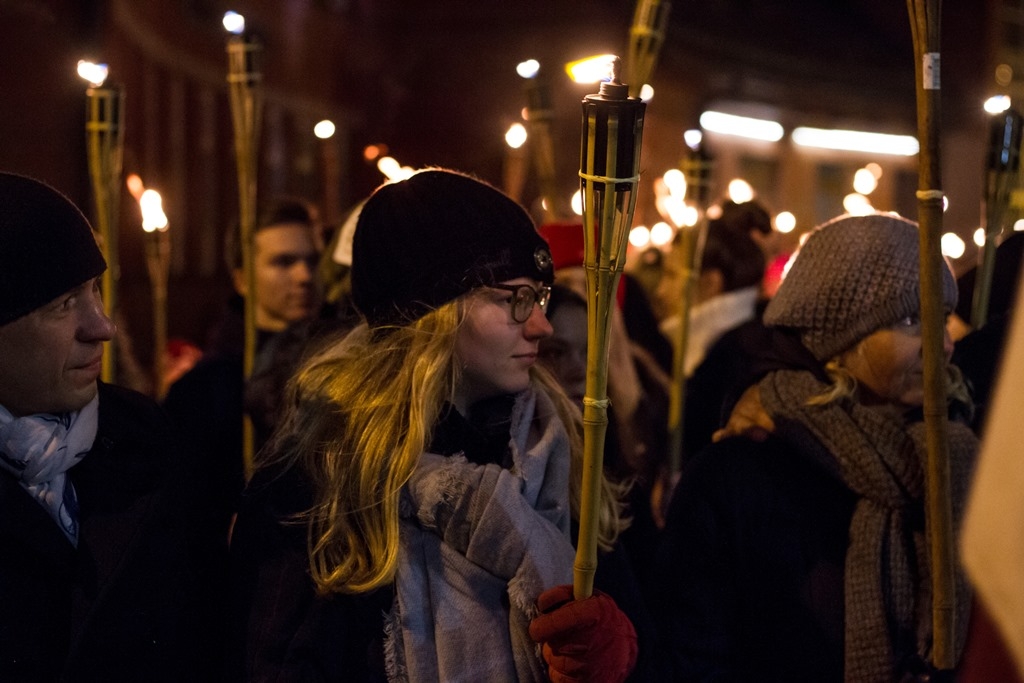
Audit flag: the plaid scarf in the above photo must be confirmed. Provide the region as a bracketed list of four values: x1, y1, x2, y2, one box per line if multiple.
[0, 394, 99, 545]
[760, 370, 976, 681]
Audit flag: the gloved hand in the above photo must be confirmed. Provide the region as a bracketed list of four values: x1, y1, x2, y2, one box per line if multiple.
[528, 584, 638, 683]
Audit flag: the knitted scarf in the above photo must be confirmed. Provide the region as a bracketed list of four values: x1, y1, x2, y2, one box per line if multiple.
[759, 370, 977, 682]
[0, 394, 99, 546]
[384, 386, 574, 682]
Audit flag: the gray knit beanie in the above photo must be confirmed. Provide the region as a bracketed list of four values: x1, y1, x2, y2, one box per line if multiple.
[0, 172, 107, 326]
[764, 213, 958, 361]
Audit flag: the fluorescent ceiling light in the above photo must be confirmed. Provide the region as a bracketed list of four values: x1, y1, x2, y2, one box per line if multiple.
[791, 126, 919, 156]
[699, 111, 784, 142]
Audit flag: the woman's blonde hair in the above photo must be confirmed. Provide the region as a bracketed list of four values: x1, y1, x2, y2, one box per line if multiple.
[259, 294, 625, 595]
[806, 346, 973, 413]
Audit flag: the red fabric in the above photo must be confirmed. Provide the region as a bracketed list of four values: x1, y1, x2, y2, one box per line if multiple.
[539, 222, 587, 271]
[538, 222, 627, 309]
[959, 600, 1024, 683]
[528, 585, 638, 683]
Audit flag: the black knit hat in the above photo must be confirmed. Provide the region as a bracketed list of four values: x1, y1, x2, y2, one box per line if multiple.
[351, 169, 554, 327]
[764, 213, 958, 361]
[0, 172, 106, 326]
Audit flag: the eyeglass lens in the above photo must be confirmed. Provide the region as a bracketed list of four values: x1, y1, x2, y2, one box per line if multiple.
[511, 286, 550, 322]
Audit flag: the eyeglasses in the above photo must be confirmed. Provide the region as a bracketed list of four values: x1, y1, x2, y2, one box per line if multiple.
[489, 284, 552, 323]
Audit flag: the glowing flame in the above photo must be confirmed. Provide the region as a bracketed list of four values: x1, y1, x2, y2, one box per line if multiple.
[941, 232, 965, 259]
[629, 226, 651, 248]
[571, 190, 583, 216]
[683, 129, 703, 150]
[984, 95, 1011, 114]
[774, 211, 796, 234]
[126, 174, 145, 202]
[223, 11, 245, 34]
[565, 55, 617, 84]
[314, 120, 336, 139]
[843, 192, 873, 216]
[377, 157, 414, 182]
[77, 61, 109, 87]
[505, 123, 527, 149]
[853, 168, 878, 195]
[140, 190, 168, 232]
[650, 221, 675, 246]
[728, 179, 755, 204]
[516, 59, 540, 79]
[661, 169, 686, 197]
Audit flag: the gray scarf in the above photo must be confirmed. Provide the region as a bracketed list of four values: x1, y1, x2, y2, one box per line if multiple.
[759, 370, 976, 682]
[384, 386, 574, 682]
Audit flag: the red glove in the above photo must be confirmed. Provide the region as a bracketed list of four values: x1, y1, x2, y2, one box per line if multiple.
[528, 584, 638, 683]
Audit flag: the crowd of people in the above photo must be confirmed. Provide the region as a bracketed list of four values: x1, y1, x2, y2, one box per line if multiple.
[0, 166, 1020, 682]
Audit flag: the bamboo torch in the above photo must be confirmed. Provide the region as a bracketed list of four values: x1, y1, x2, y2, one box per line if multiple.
[80, 61, 125, 384]
[624, 0, 671, 99]
[907, 0, 956, 669]
[521, 62, 560, 222]
[575, 58, 645, 600]
[226, 14, 263, 479]
[666, 137, 714, 477]
[139, 189, 170, 400]
[971, 110, 1022, 328]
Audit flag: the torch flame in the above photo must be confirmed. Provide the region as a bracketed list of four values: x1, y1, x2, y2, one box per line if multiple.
[126, 174, 145, 201]
[565, 55, 618, 84]
[223, 11, 246, 35]
[77, 60, 109, 87]
[140, 190, 168, 232]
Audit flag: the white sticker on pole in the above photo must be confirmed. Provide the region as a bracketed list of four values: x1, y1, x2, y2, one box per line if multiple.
[923, 53, 940, 90]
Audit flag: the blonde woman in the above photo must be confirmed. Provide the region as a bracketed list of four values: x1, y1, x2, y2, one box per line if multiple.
[228, 169, 639, 682]
[653, 213, 978, 682]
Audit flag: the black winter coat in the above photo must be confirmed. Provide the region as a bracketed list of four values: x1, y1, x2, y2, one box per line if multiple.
[227, 397, 654, 682]
[0, 383, 225, 682]
[652, 433, 857, 682]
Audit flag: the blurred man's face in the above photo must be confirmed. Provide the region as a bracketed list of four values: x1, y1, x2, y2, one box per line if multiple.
[233, 223, 321, 331]
[0, 277, 115, 416]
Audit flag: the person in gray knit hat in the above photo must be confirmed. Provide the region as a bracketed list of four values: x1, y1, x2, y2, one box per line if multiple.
[765, 212, 958, 365]
[652, 212, 978, 682]
[0, 172, 220, 679]
[228, 169, 641, 682]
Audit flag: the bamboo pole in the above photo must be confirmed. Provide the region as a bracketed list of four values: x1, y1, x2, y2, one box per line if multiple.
[574, 60, 646, 600]
[144, 228, 170, 400]
[972, 110, 1022, 328]
[85, 84, 125, 384]
[666, 143, 713, 476]
[227, 34, 263, 480]
[524, 71, 560, 223]
[625, 0, 671, 100]
[907, 0, 956, 669]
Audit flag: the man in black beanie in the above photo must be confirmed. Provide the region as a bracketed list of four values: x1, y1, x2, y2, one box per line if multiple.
[0, 172, 219, 680]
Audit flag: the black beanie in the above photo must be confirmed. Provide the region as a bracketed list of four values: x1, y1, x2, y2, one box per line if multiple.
[0, 172, 107, 326]
[351, 169, 554, 327]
